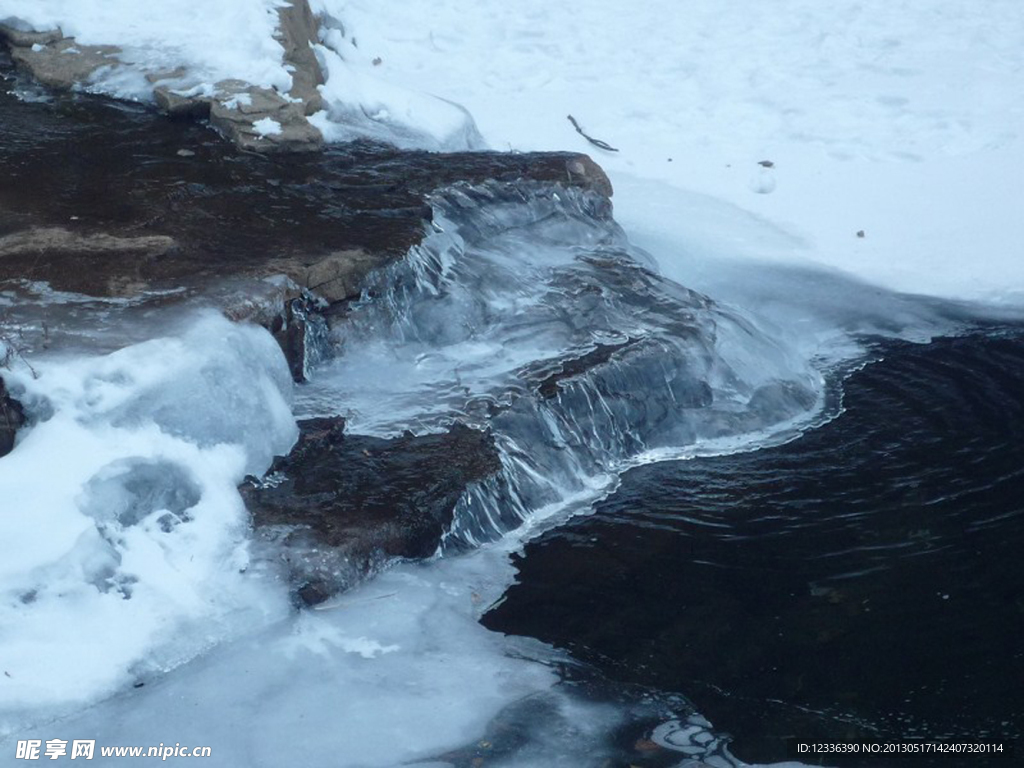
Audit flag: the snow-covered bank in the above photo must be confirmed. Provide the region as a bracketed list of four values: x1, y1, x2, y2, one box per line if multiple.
[4, 0, 1019, 303]
[334, 0, 1024, 305]
[0, 0, 483, 151]
[0, 315, 296, 716]
[0, 0, 291, 93]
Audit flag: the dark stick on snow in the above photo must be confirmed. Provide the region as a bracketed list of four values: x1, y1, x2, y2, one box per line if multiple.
[567, 114, 619, 152]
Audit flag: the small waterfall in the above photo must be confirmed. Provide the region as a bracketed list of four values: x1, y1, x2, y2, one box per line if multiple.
[300, 180, 827, 547]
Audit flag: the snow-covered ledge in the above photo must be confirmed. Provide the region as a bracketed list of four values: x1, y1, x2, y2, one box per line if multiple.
[0, 0, 324, 152]
[0, 0, 483, 153]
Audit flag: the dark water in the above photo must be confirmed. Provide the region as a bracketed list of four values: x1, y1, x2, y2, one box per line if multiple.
[486, 327, 1024, 766]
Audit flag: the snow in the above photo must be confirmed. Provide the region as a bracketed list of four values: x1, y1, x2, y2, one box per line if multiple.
[309, 39, 484, 151]
[327, 0, 1024, 306]
[4, 0, 1018, 305]
[0, 0, 292, 97]
[0, 314, 296, 716]
[252, 116, 282, 136]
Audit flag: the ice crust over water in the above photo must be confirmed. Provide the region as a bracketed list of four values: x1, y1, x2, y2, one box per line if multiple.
[0, 314, 296, 717]
[13, 544, 800, 768]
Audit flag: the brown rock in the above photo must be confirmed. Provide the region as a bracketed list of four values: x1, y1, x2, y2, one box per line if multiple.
[153, 85, 213, 118]
[0, 228, 177, 297]
[209, 86, 324, 153]
[145, 66, 187, 84]
[9, 38, 121, 90]
[274, 249, 380, 303]
[275, 0, 326, 115]
[566, 155, 614, 198]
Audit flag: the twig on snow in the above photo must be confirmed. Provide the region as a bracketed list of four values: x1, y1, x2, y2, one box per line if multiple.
[566, 114, 619, 152]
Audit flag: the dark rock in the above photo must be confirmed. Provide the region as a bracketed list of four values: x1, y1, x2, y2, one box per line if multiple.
[270, 293, 330, 382]
[0, 376, 25, 457]
[242, 418, 502, 605]
[0, 25, 64, 49]
[531, 339, 640, 399]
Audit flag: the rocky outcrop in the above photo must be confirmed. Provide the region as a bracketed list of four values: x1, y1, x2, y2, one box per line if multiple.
[241, 417, 502, 605]
[208, 84, 323, 154]
[0, 377, 25, 458]
[0, 0, 327, 154]
[0, 25, 121, 90]
[275, 0, 325, 114]
[0, 143, 611, 301]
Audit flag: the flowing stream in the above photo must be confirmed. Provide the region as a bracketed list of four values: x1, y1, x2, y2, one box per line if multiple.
[2, 78, 1021, 766]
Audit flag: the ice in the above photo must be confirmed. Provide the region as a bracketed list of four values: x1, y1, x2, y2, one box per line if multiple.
[298, 181, 827, 550]
[8, 547, 561, 766]
[7, 543, 798, 767]
[0, 314, 296, 721]
[609, 175, 1005, 369]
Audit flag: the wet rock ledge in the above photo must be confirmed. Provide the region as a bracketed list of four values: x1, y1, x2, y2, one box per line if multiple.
[0, 47, 612, 602]
[0, 45, 610, 378]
